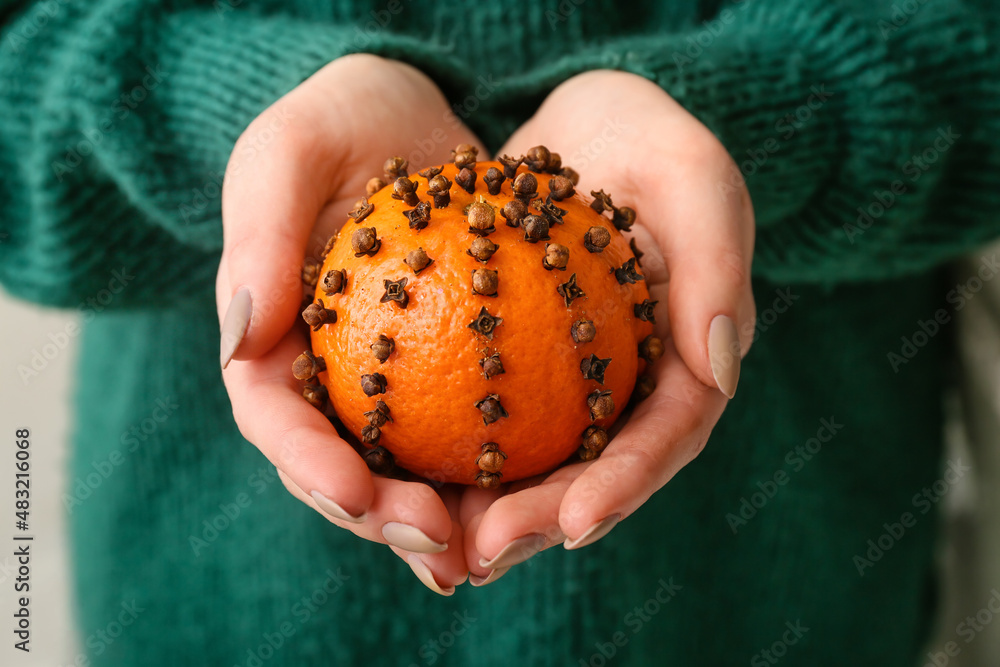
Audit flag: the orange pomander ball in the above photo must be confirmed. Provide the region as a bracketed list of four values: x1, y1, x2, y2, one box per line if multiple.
[295, 146, 661, 487]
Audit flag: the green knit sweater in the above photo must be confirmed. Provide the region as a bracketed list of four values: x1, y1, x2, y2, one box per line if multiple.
[3, 0, 1000, 664]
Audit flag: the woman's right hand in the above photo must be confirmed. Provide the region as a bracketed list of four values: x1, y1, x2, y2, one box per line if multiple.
[216, 55, 485, 595]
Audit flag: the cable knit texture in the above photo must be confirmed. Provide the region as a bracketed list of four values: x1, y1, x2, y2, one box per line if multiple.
[1, 0, 999, 664]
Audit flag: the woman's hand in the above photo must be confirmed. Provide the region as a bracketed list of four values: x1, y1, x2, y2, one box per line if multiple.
[216, 55, 485, 595]
[460, 70, 757, 585]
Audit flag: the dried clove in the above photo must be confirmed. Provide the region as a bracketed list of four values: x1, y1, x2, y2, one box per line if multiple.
[392, 177, 419, 207]
[634, 299, 658, 323]
[301, 257, 321, 287]
[475, 394, 509, 425]
[418, 165, 443, 179]
[479, 352, 505, 379]
[548, 176, 575, 201]
[630, 238, 644, 266]
[302, 382, 328, 410]
[361, 424, 381, 447]
[476, 471, 502, 490]
[580, 354, 612, 384]
[557, 273, 586, 307]
[538, 200, 567, 226]
[614, 258, 644, 285]
[468, 306, 503, 340]
[590, 189, 614, 214]
[632, 375, 656, 403]
[455, 167, 477, 194]
[380, 278, 409, 308]
[370, 334, 395, 363]
[581, 425, 609, 453]
[522, 214, 550, 243]
[292, 351, 326, 380]
[352, 227, 381, 257]
[512, 172, 538, 203]
[425, 174, 452, 209]
[483, 167, 505, 195]
[467, 201, 496, 236]
[349, 197, 375, 223]
[321, 268, 346, 296]
[320, 234, 337, 260]
[365, 446, 394, 475]
[547, 152, 562, 174]
[301, 299, 337, 331]
[612, 205, 636, 232]
[501, 200, 527, 227]
[471, 268, 499, 297]
[453, 148, 478, 170]
[467, 237, 498, 263]
[498, 154, 523, 180]
[542, 243, 570, 271]
[366, 177, 387, 197]
[476, 442, 507, 473]
[583, 226, 611, 253]
[587, 390, 615, 421]
[404, 247, 433, 274]
[360, 373, 387, 397]
[571, 319, 597, 343]
[452, 143, 478, 161]
[524, 145, 551, 172]
[364, 400, 393, 427]
[404, 201, 431, 231]
[383, 156, 407, 181]
[639, 335, 665, 363]
[560, 167, 580, 185]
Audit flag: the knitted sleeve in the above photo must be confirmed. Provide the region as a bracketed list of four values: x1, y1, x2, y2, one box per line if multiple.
[0, 2, 458, 308]
[496, 0, 1000, 284]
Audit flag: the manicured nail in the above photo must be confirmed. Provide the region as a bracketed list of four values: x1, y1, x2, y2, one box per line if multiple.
[310, 490, 366, 524]
[382, 522, 448, 554]
[564, 514, 621, 550]
[470, 567, 510, 587]
[406, 555, 455, 596]
[708, 315, 740, 398]
[220, 287, 252, 369]
[478, 533, 546, 570]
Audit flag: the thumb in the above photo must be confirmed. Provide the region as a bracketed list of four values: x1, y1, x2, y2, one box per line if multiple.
[639, 151, 756, 398]
[217, 103, 344, 367]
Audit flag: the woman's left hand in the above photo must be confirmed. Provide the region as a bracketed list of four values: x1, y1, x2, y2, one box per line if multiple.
[457, 70, 757, 585]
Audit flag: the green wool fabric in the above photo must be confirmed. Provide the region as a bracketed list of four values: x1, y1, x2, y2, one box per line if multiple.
[2, 0, 1000, 664]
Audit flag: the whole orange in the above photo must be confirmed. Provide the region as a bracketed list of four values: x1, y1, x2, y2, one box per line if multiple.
[295, 146, 660, 486]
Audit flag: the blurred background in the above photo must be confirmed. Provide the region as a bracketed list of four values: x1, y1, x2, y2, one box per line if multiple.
[1, 289, 77, 666]
[2, 242, 1000, 666]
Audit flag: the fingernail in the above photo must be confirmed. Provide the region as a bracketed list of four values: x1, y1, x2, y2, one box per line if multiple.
[478, 533, 546, 570]
[382, 522, 448, 554]
[310, 490, 366, 524]
[708, 314, 740, 398]
[220, 287, 252, 369]
[564, 514, 621, 550]
[406, 554, 455, 597]
[470, 567, 510, 587]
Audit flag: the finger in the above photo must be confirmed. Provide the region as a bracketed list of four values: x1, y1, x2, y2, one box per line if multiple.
[458, 487, 506, 584]
[558, 343, 727, 544]
[219, 91, 360, 366]
[638, 138, 756, 398]
[224, 328, 453, 548]
[389, 487, 468, 596]
[471, 471, 575, 574]
[277, 467, 453, 554]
